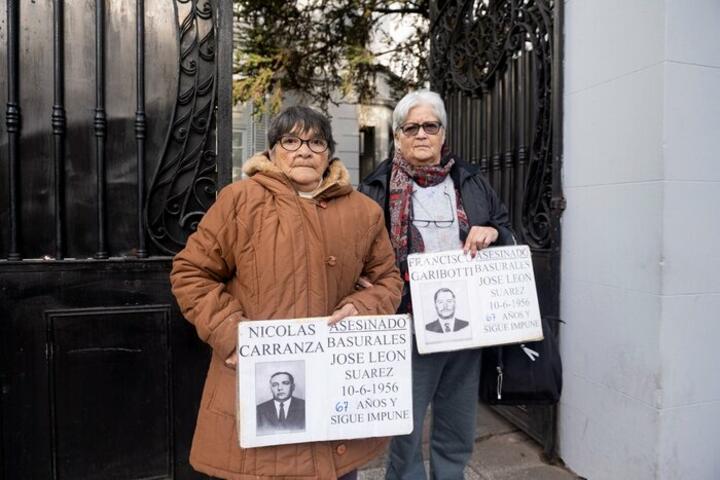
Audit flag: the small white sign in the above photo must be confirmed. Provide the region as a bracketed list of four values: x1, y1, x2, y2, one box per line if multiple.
[408, 245, 543, 354]
[236, 315, 413, 448]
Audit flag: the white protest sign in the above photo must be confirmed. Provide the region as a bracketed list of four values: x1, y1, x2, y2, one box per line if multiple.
[236, 315, 413, 448]
[408, 245, 543, 354]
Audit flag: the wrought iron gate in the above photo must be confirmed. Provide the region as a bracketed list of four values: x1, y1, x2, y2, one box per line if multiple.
[1, 1, 232, 478]
[430, 0, 564, 455]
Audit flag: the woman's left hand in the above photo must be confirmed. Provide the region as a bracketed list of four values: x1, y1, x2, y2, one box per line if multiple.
[328, 303, 359, 325]
[464, 226, 499, 257]
[224, 349, 237, 369]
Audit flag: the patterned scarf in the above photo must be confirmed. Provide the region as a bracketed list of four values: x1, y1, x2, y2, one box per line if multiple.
[388, 150, 470, 311]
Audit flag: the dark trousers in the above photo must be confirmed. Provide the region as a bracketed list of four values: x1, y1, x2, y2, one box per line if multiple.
[386, 343, 481, 480]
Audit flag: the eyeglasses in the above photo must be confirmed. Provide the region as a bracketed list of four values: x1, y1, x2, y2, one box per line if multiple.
[278, 135, 329, 154]
[398, 121, 443, 137]
[412, 191, 455, 228]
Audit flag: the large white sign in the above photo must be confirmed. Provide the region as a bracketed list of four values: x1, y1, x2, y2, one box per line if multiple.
[236, 315, 413, 448]
[408, 245, 543, 354]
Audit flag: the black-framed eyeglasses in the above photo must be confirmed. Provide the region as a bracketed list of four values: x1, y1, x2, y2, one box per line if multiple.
[398, 121, 443, 137]
[278, 135, 329, 153]
[412, 191, 455, 228]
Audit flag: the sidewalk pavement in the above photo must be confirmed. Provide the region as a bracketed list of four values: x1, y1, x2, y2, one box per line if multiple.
[359, 404, 579, 480]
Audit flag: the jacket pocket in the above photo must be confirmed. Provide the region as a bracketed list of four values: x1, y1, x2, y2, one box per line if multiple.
[242, 442, 317, 476]
[207, 366, 236, 417]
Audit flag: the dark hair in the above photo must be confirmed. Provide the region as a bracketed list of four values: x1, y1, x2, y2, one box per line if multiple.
[270, 371, 295, 385]
[434, 288, 455, 303]
[267, 105, 336, 157]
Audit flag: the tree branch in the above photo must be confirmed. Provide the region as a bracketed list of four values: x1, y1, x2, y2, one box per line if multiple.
[371, 8, 426, 15]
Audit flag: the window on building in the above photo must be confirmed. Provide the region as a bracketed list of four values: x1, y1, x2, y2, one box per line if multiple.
[359, 126, 376, 180]
[232, 111, 246, 182]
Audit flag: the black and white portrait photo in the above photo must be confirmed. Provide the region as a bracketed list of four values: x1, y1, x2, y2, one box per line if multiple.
[424, 285, 472, 344]
[255, 361, 306, 435]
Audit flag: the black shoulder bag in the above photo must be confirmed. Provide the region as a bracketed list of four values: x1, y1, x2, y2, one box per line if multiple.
[480, 316, 563, 405]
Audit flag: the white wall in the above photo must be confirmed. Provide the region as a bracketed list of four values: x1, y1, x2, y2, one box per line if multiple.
[327, 102, 361, 185]
[560, 0, 720, 478]
[657, 1, 720, 478]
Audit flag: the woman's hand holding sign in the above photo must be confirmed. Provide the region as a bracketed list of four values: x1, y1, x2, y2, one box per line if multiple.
[328, 303, 359, 326]
[463, 226, 499, 257]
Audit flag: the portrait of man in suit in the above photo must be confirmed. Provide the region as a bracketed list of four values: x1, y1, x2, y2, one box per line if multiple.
[425, 287, 470, 335]
[256, 371, 306, 435]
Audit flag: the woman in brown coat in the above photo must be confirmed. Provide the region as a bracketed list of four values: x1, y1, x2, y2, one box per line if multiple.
[170, 106, 403, 480]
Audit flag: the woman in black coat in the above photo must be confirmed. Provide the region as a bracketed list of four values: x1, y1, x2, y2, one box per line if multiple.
[358, 90, 514, 480]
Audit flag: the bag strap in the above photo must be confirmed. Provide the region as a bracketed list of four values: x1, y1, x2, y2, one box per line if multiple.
[495, 346, 505, 400]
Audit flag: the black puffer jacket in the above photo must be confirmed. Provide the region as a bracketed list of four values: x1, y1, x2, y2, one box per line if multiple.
[358, 154, 515, 246]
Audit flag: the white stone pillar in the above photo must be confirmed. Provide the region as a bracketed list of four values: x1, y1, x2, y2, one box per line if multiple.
[560, 0, 720, 478]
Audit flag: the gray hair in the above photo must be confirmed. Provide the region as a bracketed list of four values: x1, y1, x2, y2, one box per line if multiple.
[392, 90, 448, 131]
[268, 105, 336, 157]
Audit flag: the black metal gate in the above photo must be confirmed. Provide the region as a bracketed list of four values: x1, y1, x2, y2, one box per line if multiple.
[430, 0, 564, 455]
[1, 1, 232, 478]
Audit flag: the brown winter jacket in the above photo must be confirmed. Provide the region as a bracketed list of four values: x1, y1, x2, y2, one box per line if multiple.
[170, 153, 403, 479]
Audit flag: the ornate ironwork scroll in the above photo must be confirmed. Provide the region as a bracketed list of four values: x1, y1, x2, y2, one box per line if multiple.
[146, 0, 218, 255]
[430, 0, 559, 250]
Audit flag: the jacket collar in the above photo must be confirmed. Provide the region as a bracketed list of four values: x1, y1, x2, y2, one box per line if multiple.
[362, 158, 392, 190]
[242, 152, 353, 200]
[448, 153, 478, 187]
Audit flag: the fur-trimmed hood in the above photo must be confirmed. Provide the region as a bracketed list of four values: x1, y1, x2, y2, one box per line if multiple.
[242, 151, 352, 199]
